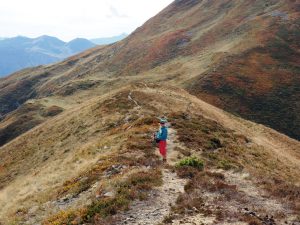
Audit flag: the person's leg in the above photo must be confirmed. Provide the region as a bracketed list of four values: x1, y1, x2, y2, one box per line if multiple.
[159, 141, 167, 161]
[159, 141, 163, 156]
[163, 141, 167, 162]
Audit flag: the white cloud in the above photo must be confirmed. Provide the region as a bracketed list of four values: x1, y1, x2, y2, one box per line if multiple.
[107, 5, 128, 18]
[0, 0, 173, 41]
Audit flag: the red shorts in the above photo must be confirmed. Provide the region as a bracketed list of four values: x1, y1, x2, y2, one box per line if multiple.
[159, 140, 167, 158]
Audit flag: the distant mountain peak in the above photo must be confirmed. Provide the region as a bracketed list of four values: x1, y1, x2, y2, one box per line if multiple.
[68, 37, 92, 43]
[66, 38, 96, 53]
[35, 35, 63, 41]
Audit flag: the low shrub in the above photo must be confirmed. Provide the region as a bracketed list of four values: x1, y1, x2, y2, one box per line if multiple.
[176, 157, 204, 170]
[82, 169, 162, 223]
[43, 209, 77, 225]
[217, 159, 235, 170]
[176, 166, 200, 179]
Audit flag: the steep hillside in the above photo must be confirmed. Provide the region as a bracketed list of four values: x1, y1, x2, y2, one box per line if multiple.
[1, 1, 300, 224]
[0, 102, 63, 146]
[187, 1, 300, 140]
[0, 0, 299, 141]
[0, 84, 299, 225]
[0, 36, 96, 77]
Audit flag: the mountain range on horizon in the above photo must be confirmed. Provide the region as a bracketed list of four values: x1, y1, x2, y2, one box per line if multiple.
[0, 35, 96, 77]
[2, 0, 298, 140]
[0, 0, 299, 224]
[0, 34, 128, 77]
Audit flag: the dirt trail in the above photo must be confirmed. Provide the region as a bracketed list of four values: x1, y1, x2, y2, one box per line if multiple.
[166, 128, 184, 166]
[116, 169, 185, 225]
[141, 86, 300, 170]
[171, 214, 216, 225]
[115, 128, 186, 225]
[128, 86, 300, 224]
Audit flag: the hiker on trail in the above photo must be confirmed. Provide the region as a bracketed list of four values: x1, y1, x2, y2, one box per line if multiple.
[156, 118, 168, 162]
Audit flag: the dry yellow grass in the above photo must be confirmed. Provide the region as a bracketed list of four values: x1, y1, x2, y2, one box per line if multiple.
[0, 84, 299, 224]
[0, 1, 299, 224]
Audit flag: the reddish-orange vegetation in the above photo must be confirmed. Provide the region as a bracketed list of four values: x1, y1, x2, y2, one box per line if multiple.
[0, 0, 299, 224]
[1, 0, 299, 141]
[145, 30, 190, 64]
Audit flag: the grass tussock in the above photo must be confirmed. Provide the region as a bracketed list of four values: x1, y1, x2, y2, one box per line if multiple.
[56, 156, 118, 198]
[44, 170, 162, 225]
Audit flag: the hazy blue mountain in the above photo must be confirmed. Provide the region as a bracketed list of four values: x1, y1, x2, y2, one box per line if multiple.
[66, 38, 97, 53]
[0, 35, 96, 77]
[90, 33, 127, 45]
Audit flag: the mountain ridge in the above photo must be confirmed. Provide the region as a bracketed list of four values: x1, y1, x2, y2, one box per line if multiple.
[0, 0, 300, 225]
[0, 1, 300, 223]
[0, 35, 96, 77]
[0, 84, 299, 224]
[0, 0, 299, 145]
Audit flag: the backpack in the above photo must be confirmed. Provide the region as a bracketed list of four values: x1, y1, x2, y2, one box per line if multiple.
[153, 133, 160, 147]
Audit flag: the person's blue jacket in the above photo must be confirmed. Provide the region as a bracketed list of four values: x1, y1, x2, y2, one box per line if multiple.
[157, 126, 168, 141]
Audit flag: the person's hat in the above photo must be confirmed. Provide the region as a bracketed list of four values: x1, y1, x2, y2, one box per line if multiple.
[160, 118, 168, 124]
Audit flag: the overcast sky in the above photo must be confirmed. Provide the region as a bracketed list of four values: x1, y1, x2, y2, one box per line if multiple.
[0, 0, 173, 41]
